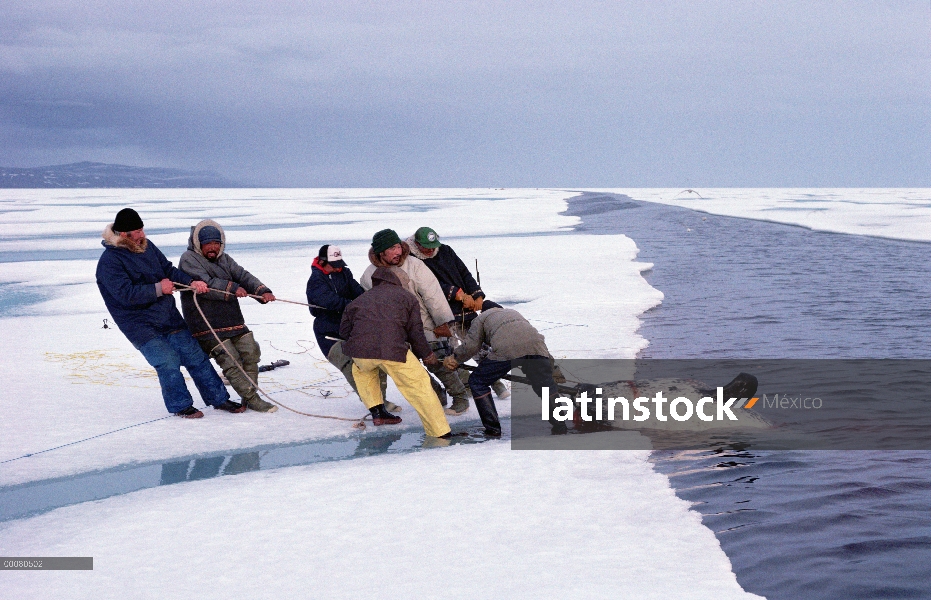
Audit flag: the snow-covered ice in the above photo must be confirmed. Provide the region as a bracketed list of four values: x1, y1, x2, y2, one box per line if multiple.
[0, 189, 662, 485]
[608, 188, 931, 242]
[0, 188, 765, 599]
[0, 441, 761, 599]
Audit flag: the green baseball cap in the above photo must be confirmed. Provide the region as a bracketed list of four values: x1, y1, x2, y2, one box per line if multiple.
[414, 226, 441, 249]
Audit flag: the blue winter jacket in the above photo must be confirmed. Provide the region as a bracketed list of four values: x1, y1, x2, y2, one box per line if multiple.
[96, 225, 195, 348]
[306, 257, 365, 357]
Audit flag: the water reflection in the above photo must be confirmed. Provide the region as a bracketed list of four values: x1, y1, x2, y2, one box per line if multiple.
[159, 452, 262, 486]
[2, 421, 503, 524]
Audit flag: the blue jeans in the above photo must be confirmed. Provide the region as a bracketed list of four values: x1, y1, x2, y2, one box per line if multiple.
[468, 359, 514, 402]
[470, 355, 561, 428]
[139, 330, 230, 413]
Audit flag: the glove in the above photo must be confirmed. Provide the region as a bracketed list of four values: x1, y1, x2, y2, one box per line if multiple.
[443, 356, 458, 371]
[422, 353, 439, 366]
[433, 323, 452, 338]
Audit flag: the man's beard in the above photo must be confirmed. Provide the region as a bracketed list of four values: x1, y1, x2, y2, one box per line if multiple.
[122, 236, 148, 254]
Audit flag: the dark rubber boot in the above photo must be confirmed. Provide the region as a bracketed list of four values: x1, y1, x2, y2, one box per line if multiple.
[369, 404, 402, 426]
[473, 394, 501, 436]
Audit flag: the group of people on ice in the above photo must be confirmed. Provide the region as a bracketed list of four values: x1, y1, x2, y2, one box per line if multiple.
[96, 207, 568, 438]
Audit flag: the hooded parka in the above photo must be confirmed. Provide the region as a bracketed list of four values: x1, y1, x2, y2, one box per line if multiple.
[178, 219, 272, 341]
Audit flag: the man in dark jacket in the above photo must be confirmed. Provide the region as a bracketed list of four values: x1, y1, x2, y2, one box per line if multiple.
[303, 245, 367, 391]
[305, 244, 401, 411]
[306, 245, 364, 358]
[340, 267, 452, 438]
[407, 226, 485, 324]
[408, 226, 509, 401]
[179, 219, 278, 413]
[443, 301, 567, 436]
[96, 208, 242, 418]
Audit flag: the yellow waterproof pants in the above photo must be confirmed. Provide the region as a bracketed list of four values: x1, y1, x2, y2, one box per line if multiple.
[352, 351, 451, 438]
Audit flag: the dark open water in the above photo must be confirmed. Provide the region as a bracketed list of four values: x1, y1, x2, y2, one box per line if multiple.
[564, 192, 931, 599]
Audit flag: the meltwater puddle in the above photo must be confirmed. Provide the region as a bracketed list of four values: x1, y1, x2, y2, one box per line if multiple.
[0, 419, 505, 524]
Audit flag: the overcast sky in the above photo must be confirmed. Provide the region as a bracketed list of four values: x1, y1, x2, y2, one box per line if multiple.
[1, 1, 929, 186]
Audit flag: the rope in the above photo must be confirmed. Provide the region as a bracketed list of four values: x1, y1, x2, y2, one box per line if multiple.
[193, 285, 328, 310]
[0, 415, 173, 465]
[18, 283, 587, 463]
[266, 339, 316, 355]
[177, 284, 369, 428]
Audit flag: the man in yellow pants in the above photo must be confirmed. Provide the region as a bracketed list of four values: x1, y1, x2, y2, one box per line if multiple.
[340, 267, 452, 438]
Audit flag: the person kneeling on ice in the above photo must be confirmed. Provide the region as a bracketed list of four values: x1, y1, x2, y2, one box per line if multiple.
[443, 301, 567, 436]
[96, 208, 243, 418]
[340, 267, 454, 438]
[179, 220, 278, 413]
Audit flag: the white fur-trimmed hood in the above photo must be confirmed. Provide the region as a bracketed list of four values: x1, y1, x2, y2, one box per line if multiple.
[187, 219, 226, 257]
[101, 223, 147, 253]
[405, 235, 442, 261]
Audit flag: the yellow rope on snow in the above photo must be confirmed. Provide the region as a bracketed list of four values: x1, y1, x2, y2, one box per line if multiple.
[45, 350, 157, 387]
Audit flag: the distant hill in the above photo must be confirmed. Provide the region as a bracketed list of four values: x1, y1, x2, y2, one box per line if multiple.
[0, 162, 244, 188]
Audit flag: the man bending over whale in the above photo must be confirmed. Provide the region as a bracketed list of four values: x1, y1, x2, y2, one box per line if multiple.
[443, 301, 567, 436]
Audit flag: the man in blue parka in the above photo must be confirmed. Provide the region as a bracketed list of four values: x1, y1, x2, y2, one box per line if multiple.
[96, 208, 243, 418]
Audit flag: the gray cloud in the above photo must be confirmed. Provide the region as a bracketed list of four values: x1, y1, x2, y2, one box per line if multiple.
[1, 1, 929, 186]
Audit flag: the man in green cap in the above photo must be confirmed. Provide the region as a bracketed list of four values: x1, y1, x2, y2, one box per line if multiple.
[360, 228, 473, 415]
[407, 226, 510, 407]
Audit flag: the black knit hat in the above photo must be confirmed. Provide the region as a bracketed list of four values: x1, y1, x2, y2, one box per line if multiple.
[371, 228, 402, 254]
[112, 208, 144, 233]
[480, 300, 502, 311]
